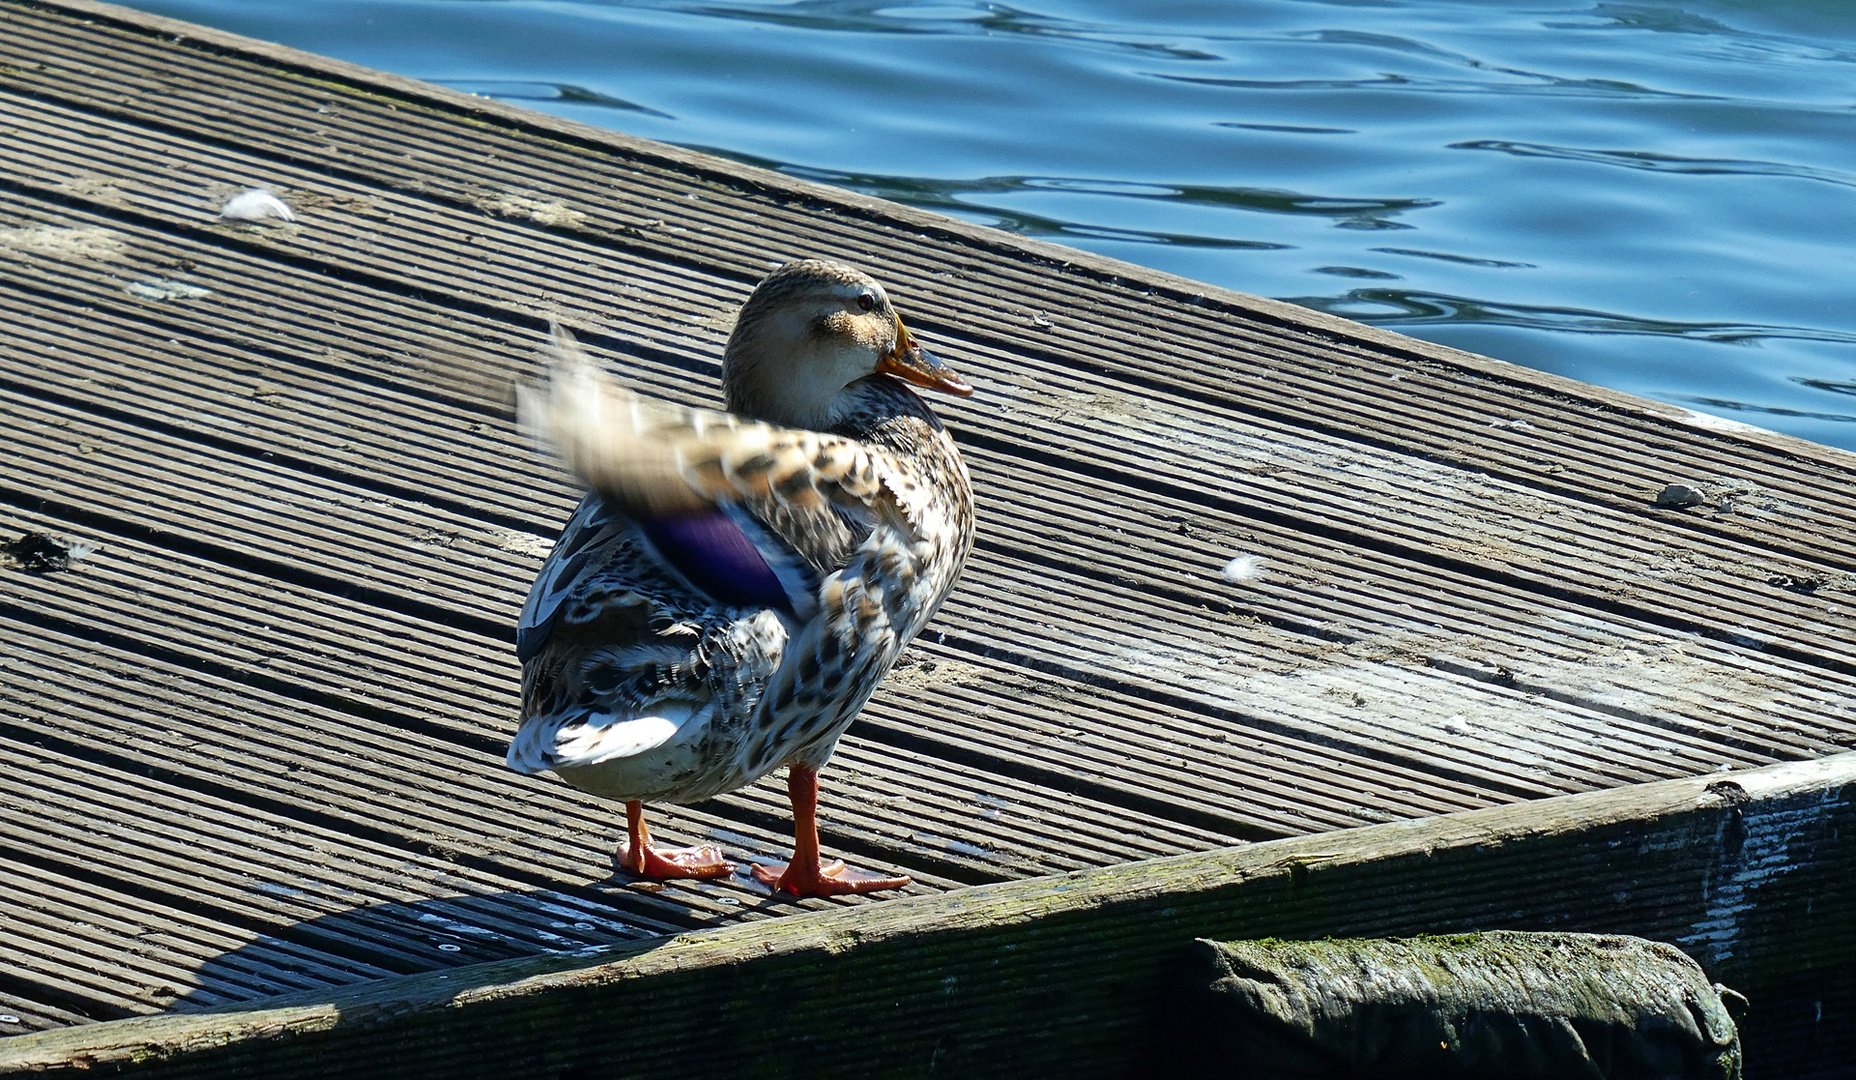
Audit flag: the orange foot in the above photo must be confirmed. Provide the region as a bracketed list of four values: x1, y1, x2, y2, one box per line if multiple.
[752, 858, 911, 897]
[617, 842, 737, 881]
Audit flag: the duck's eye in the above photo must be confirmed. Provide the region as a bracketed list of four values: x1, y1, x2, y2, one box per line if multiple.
[856, 292, 876, 313]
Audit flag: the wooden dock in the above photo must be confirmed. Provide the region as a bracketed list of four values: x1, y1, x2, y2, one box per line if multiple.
[0, 0, 1852, 1074]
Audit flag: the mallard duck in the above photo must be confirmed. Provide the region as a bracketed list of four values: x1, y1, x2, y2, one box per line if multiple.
[507, 260, 975, 897]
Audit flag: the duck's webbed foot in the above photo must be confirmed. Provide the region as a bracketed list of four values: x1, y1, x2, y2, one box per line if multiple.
[753, 762, 910, 897]
[752, 858, 910, 897]
[616, 801, 737, 880]
[618, 841, 736, 880]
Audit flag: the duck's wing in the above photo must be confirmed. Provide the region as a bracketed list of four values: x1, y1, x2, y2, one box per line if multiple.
[519, 326, 928, 597]
[518, 326, 974, 782]
[514, 492, 625, 664]
[511, 492, 785, 778]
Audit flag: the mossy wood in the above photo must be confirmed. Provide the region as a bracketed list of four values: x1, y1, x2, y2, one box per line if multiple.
[1156, 933, 1740, 1078]
[3, 0, 1856, 1073]
[2, 755, 1850, 1079]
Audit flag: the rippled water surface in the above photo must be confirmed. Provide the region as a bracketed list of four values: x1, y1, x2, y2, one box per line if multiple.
[127, 0, 1856, 448]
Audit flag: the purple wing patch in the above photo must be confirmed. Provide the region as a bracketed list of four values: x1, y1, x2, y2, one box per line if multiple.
[642, 510, 792, 612]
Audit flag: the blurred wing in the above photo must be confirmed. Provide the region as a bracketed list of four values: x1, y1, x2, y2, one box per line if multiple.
[519, 325, 909, 582]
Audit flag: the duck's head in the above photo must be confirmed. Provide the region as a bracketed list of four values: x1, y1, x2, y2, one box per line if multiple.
[722, 259, 972, 429]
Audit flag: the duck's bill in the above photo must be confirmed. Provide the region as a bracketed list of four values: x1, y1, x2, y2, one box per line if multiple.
[878, 315, 973, 397]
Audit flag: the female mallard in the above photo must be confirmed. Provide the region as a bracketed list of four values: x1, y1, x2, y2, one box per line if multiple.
[507, 260, 975, 897]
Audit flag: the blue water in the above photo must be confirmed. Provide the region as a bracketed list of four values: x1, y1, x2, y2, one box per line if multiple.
[126, 0, 1856, 449]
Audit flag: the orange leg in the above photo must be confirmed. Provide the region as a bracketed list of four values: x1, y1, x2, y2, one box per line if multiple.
[752, 763, 911, 897]
[616, 801, 735, 880]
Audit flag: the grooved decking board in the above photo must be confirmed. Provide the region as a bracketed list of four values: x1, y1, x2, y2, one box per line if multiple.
[0, 102, 1849, 679]
[4, 2, 1851, 569]
[0, 995, 92, 1038]
[1, 0, 1853, 1042]
[6, 755, 1852, 1079]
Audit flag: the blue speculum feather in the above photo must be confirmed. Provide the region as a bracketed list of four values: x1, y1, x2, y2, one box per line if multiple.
[643, 511, 792, 612]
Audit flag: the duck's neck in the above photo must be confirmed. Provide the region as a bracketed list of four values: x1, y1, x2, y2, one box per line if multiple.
[725, 363, 928, 434]
[826, 377, 942, 444]
[723, 374, 836, 431]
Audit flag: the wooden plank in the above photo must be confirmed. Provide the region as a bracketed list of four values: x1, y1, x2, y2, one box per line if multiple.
[0, 93, 1847, 681]
[10, 497, 1341, 868]
[0, 613, 953, 908]
[0, 498, 1242, 869]
[7, 362, 1834, 856]
[0, 860, 347, 1015]
[0, 996, 93, 1039]
[0, 483, 1479, 839]
[0, 753, 1848, 1079]
[6, 0, 1852, 573]
[0, 97, 1848, 716]
[6, 343, 1845, 812]
[3, 199, 1848, 806]
[0, 0, 1852, 1038]
[0, 740, 677, 1008]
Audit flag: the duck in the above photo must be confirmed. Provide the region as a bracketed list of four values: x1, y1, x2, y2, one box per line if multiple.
[506, 259, 975, 898]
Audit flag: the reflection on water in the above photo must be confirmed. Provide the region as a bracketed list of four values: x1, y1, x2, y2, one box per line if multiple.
[435, 80, 676, 119]
[1151, 69, 1723, 100]
[122, 0, 1856, 447]
[679, 0, 1234, 61]
[1291, 290, 1856, 346]
[1684, 398, 1856, 425]
[1371, 248, 1535, 269]
[1451, 140, 1856, 189]
[699, 152, 1443, 244]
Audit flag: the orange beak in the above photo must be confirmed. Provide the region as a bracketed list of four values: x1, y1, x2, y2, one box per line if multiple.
[877, 313, 973, 397]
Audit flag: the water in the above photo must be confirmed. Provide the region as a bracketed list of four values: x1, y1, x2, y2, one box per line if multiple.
[125, 0, 1856, 450]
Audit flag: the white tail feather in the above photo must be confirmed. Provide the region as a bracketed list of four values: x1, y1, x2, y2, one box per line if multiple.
[552, 714, 681, 768]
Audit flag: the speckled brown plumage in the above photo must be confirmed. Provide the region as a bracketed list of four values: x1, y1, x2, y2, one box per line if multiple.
[506, 259, 974, 896]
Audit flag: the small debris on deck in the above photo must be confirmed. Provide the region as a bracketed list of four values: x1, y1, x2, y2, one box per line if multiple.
[0, 0, 1853, 1041]
[218, 188, 296, 224]
[0, 531, 96, 574]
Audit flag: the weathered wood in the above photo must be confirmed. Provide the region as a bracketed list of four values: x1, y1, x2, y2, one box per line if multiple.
[7, 0, 1852, 571]
[1153, 934, 1742, 1079]
[1, 0, 1853, 1048]
[1, 95, 1849, 680]
[0, 754, 1849, 1079]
